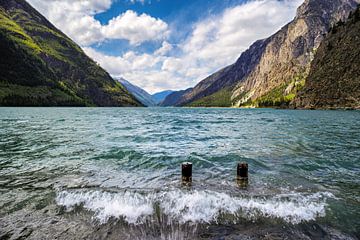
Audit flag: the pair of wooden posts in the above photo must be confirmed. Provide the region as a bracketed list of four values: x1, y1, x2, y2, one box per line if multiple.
[181, 162, 248, 184]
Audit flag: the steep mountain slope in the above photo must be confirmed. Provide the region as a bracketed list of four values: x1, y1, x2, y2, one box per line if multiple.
[170, 0, 359, 107]
[173, 39, 269, 106]
[118, 78, 156, 107]
[293, 6, 360, 109]
[152, 90, 174, 104]
[0, 0, 141, 106]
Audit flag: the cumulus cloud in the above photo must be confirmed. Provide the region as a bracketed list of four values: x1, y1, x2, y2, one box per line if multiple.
[155, 41, 173, 56]
[102, 11, 169, 45]
[27, 0, 169, 46]
[83, 47, 184, 93]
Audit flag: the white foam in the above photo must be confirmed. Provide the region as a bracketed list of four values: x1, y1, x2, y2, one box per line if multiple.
[56, 189, 333, 225]
[56, 190, 153, 224]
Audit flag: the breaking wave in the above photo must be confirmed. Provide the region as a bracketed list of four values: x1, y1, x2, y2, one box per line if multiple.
[56, 189, 333, 225]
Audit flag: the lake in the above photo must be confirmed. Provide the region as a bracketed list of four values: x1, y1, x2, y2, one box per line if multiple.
[0, 107, 359, 239]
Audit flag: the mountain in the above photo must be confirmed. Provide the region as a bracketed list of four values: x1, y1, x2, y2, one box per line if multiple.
[168, 0, 360, 108]
[118, 78, 156, 107]
[293, 6, 360, 109]
[152, 90, 175, 104]
[0, 0, 141, 107]
[160, 88, 192, 107]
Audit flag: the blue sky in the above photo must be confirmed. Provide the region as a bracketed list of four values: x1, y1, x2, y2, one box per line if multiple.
[92, 0, 247, 56]
[91, 0, 254, 57]
[28, 0, 303, 93]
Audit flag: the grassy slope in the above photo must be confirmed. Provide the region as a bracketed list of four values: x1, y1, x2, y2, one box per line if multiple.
[0, 1, 141, 106]
[186, 88, 233, 107]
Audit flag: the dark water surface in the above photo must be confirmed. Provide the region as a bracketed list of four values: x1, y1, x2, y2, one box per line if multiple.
[0, 107, 359, 239]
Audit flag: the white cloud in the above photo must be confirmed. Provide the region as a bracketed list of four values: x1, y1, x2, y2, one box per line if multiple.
[27, 0, 169, 46]
[155, 41, 173, 56]
[161, 58, 182, 72]
[83, 47, 162, 74]
[84, 47, 183, 93]
[102, 11, 169, 46]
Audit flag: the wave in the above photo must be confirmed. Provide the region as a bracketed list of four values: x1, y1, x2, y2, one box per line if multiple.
[56, 189, 333, 225]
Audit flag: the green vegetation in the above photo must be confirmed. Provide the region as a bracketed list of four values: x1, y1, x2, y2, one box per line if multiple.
[0, 83, 88, 106]
[0, 8, 41, 53]
[186, 88, 233, 107]
[0, 0, 140, 106]
[255, 76, 305, 107]
[254, 84, 295, 107]
[240, 72, 307, 108]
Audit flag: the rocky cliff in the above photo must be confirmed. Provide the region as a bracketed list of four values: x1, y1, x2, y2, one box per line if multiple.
[169, 0, 359, 108]
[293, 6, 360, 109]
[0, 0, 141, 106]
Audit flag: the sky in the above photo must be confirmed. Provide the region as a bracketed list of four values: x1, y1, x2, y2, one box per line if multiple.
[27, 0, 303, 94]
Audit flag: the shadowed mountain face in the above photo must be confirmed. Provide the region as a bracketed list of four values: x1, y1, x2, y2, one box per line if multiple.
[293, 6, 360, 109]
[168, 0, 360, 108]
[160, 88, 192, 107]
[0, 0, 141, 106]
[118, 78, 156, 107]
[152, 90, 175, 105]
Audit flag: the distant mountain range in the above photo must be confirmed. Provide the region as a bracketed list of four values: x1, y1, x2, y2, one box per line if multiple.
[0, 0, 141, 106]
[118, 79, 175, 107]
[163, 0, 360, 109]
[160, 89, 192, 107]
[152, 90, 175, 105]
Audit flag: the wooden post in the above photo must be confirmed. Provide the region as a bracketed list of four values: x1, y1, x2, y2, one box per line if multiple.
[182, 162, 192, 183]
[237, 162, 248, 179]
[237, 162, 248, 187]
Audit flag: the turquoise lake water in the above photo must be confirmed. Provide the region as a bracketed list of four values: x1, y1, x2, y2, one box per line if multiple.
[0, 107, 359, 239]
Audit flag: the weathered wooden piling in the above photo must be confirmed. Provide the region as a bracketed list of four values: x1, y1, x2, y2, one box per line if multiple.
[182, 162, 192, 182]
[237, 162, 248, 187]
[237, 162, 248, 180]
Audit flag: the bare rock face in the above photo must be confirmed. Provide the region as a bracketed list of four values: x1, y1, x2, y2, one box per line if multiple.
[171, 0, 360, 108]
[293, 6, 360, 109]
